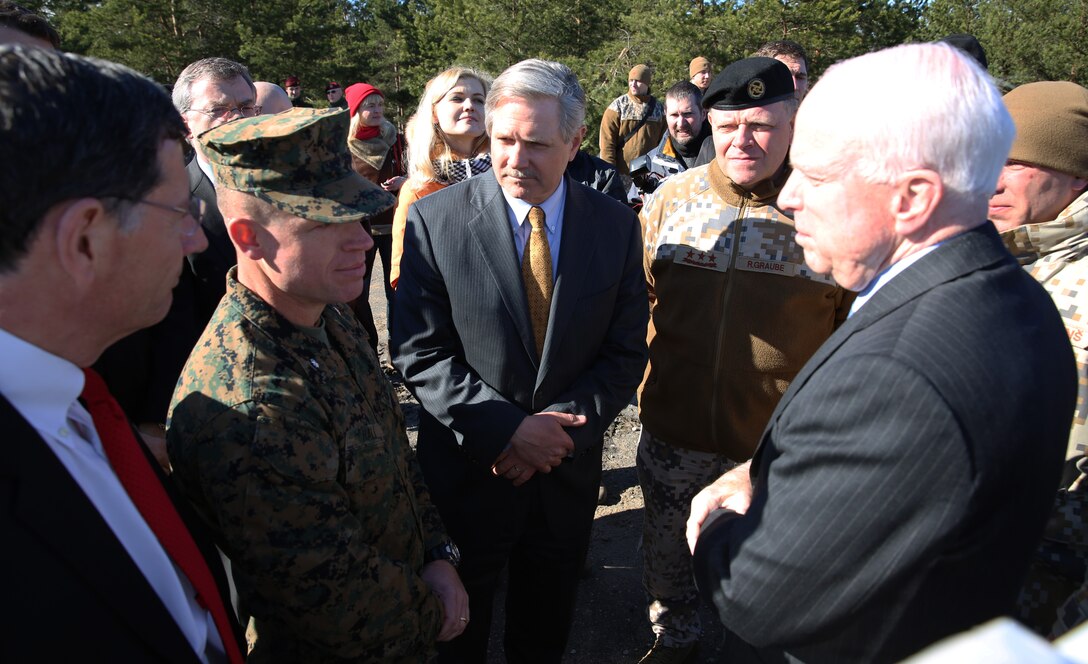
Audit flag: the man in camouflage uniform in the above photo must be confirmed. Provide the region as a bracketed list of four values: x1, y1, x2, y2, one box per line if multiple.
[635, 58, 853, 663]
[166, 108, 469, 662]
[989, 80, 1088, 639]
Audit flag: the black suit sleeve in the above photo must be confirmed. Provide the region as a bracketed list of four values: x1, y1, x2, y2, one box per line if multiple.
[693, 353, 972, 647]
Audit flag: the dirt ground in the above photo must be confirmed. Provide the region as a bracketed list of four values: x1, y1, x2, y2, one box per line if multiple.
[367, 257, 729, 663]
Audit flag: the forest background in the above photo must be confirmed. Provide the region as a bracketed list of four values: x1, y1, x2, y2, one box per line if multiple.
[22, 0, 1088, 153]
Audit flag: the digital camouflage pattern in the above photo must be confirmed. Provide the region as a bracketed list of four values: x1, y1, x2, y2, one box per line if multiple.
[636, 428, 737, 648]
[167, 269, 446, 663]
[198, 107, 395, 224]
[638, 160, 852, 459]
[1006, 189, 1088, 638]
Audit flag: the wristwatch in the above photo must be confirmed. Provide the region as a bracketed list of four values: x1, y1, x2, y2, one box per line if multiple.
[424, 539, 461, 569]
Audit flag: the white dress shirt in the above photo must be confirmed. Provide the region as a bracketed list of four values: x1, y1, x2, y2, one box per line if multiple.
[0, 327, 224, 663]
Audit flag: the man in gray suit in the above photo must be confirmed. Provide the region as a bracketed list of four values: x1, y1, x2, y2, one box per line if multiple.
[392, 59, 648, 663]
[686, 43, 1077, 662]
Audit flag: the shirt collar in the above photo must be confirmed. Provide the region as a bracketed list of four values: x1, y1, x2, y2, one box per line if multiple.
[0, 326, 84, 436]
[849, 243, 941, 318]
[502, 177, 566, 234]
[195, 151, 216, 186]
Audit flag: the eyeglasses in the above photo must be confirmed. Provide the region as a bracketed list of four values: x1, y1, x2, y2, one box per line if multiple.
[131, 196, 206, 237]
[188, 103, 259, 121]
[326, 88, 341, 95]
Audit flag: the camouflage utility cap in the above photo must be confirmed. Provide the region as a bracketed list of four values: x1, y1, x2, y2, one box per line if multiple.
[199, 108, 395, 223]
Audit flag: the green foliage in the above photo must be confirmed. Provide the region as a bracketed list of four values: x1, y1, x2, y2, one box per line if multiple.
[24, 0, 1088, 148]
[922, 0, 1088, 87]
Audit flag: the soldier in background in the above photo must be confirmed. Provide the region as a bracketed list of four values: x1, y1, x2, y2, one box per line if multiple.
[167, 108, 468, 662]
[599, 64, 666, 177]
[989, 80, 1088, 639]
[689, 57, 712, 96]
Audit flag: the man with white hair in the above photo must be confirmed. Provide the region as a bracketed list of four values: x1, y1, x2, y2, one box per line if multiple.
[687, 43, 1077, 662]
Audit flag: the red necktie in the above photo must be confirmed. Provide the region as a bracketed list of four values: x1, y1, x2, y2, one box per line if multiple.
[80, 368, 244, 664]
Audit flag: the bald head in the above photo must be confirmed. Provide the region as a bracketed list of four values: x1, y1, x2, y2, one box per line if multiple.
[254, 81, 292, 115]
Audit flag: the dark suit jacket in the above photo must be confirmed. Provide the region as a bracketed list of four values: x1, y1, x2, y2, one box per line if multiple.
[392, 172, 648, 533]
[0, 395, 242, 662]
[187, 157, 236, 324]
[693, 223, 1077, 663]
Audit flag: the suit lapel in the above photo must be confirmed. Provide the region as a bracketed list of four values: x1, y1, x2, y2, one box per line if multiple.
[466, 174, 537, 359]
[762, 223, 1014, 437]
[2, 398, 199, 664]
[542, 178, 595, 373]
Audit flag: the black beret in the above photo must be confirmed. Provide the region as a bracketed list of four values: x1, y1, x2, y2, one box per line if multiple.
[938, 34, 988, 70]
[702, 57, 795, 111]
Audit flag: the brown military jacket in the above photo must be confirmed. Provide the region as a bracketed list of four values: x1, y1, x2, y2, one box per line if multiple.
[638, 161, 854, 460]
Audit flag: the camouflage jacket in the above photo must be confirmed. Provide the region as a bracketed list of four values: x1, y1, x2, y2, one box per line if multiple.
[167, 269, 446, 663]
[1004, 189, 1088, 466]
[598, 92, 666, 175]
[638, 160, 853, 460]
[1006, 190, 1088, 638]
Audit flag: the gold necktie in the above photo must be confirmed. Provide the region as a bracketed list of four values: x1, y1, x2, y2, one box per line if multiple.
[522, 205, 552, 358]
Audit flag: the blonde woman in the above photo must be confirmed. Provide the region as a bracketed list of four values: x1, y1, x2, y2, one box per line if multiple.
[390, 66, 492, 288]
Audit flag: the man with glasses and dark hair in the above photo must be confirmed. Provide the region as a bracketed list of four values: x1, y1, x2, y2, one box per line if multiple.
[172, 56, 259, 321]
[0, 44, 244, 662]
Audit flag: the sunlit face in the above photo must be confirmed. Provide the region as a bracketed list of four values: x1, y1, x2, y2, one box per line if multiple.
[433, 76, 486, 140]
[629, 79, 649, 97]
[326, 86, 343, 103]
[286, 85, 301, 100]
[989, 161, 1086, 231]
[690, 69, 711, 92]
[490, 97, 582, 205]
[665, 95, 705, 148]
[708, 100, 793, 189]
[253, 214, 375, 323]
[778, 102, 897, 292]
[358, 93, 385, 127]
[106, 140, 209, 334]
[776, 55, 809, 101]
[184, 75, 256, 140]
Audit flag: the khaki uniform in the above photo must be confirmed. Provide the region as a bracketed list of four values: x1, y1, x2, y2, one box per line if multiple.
[598, 93, 666, 175]
[1006, 190, 1088, 638]
[639, 160, 853, 459]
[636, 160, 852, 647]
[168, 270, 447, 663]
